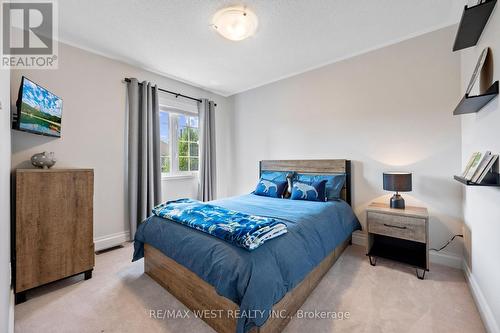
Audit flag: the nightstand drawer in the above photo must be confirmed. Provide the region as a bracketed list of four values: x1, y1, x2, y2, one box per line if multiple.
[367, 212, 426, 243]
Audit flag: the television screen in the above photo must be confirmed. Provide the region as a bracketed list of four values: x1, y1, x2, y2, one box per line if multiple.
[16, 77, 63, 137]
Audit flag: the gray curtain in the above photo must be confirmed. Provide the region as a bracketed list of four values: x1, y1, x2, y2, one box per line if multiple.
[127, 78, 162, 239]
[198, 99, 216, 201]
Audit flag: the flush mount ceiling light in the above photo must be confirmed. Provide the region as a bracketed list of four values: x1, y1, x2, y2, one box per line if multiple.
[212, 7, 258, 41]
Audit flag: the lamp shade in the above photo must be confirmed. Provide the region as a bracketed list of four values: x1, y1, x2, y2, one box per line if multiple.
[383, 172, 412, 192]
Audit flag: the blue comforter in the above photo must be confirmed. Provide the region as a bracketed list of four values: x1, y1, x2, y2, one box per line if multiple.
[152, 198, 288, 250]
[133, 194, 360, 333]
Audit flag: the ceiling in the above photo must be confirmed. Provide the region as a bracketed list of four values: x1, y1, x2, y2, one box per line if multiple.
[58, 0, 465, 96]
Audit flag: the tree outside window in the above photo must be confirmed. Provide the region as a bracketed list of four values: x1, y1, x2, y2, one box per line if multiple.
[178, 114, 198, 172]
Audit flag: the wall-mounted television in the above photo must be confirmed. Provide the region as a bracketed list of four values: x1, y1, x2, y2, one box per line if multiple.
[14, 77, 63, 138]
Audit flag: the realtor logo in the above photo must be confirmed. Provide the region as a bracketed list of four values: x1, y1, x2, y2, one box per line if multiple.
[1, 0, 58, 68]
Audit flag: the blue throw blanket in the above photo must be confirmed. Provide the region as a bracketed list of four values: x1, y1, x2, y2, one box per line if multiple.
[152, 199, 288, 250]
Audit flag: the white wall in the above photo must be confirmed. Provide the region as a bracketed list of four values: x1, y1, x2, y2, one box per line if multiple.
[10, 42, 232, 250]
[1, 68, 13, 331]
[161, 176, 199, 202]
[460, 5, 500, 332]
[228, 26, 464, 260]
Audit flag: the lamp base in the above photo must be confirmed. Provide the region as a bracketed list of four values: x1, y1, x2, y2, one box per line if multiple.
[390, 194, 405, 209]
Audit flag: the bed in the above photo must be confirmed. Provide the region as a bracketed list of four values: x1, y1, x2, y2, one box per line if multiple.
[133, 159, 360, 333]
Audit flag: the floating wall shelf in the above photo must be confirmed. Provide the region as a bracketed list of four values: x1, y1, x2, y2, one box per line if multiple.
[454, 174, 500, 187]
[453, 0, 497, 52]
[453, 81, 499, 115]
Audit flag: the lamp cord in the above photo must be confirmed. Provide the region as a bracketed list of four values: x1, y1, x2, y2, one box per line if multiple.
[430, 234, 463, 252]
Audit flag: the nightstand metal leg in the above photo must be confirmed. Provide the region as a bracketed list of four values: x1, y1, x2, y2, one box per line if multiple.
[416, 269, 426, 280]
[369, 256, 377, 266]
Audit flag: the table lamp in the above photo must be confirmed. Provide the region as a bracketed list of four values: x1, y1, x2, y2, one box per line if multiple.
[383, 172, 412, 209]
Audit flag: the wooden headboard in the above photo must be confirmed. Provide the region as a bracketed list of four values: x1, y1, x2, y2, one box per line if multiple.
[259, 159, 352, 205]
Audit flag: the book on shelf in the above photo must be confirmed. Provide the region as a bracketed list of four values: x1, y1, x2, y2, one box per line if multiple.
[464, 152, 483, 180]
[462, 152, 480, 178]
[471, 151, 492, 183]
[477, 155, 499, 184]
[466, 48, 489, 96]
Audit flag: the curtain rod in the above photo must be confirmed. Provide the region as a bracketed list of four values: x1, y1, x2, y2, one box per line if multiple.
[124, 78, 204, 104]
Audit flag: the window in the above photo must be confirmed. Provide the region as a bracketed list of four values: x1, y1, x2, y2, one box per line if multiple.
[160, 108, 199, 176]
[178, 115, 199, 172]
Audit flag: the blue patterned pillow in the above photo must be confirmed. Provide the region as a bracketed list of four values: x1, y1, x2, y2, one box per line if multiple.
[291, 179, 327, 202]
[254, 171, 291, 198]
[260, 171, 290, 182]
[294, 174, 346, 200]
[254, 177, 287, 198]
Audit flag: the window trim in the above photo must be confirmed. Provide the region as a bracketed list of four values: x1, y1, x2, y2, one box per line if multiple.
[161, 173, 197, 181]
[160, 105, 197, 116]
[160, 105, 199, 177]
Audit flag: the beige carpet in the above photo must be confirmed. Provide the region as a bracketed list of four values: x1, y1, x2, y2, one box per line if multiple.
[15, 243, 485, 333]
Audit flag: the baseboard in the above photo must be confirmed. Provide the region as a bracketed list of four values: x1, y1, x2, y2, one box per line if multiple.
[429, 250, 463, 269]
[94, 231, 130, 251]
[9, 289, 14, 333]
[351, 231, 463, 269]
[463, 261, 500, 333]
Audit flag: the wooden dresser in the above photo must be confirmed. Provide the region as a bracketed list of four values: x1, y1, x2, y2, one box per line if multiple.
[14, 169, 95, 303]
[365, 202, 429, 279]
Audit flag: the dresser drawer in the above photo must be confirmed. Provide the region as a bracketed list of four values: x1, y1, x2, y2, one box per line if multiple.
[367, 211, 426, 243]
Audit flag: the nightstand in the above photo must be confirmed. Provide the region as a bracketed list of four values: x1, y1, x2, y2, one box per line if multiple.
[366, 202, 429, 279]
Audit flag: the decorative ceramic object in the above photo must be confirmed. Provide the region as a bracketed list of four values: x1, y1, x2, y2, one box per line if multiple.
[31, 152, 56, 169]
